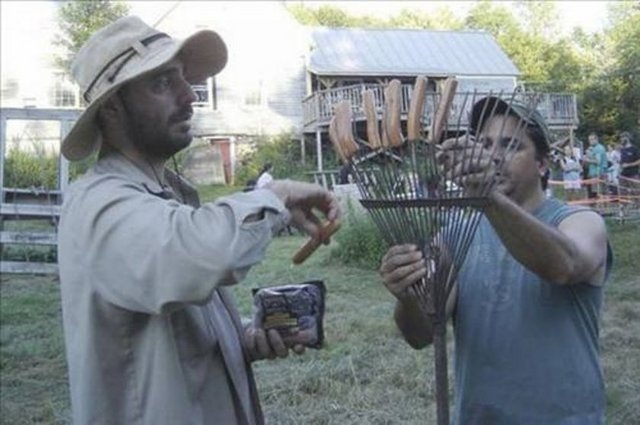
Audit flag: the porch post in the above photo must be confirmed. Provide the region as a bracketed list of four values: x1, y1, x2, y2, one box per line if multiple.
[316, 128, 323, 172]
[59, 120, 72, 193]
[0, 113, 6, 193]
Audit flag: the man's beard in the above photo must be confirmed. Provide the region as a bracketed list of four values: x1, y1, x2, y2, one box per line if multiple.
[125, 111, 192, 160]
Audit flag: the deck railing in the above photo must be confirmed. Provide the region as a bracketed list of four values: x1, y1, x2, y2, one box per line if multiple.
[302, 84, 578, 130]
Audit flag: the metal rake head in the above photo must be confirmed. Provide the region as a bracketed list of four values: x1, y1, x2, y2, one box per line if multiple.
[328, 76, 546, 313]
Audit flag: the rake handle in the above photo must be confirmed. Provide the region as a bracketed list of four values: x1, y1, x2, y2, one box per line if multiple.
[433, 319, 450, 425]
[292, 220, 341, 265]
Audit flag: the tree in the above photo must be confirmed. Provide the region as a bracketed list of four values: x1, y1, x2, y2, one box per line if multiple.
[287, 4, 385, 27]
[515, 1, 560, 40]
[465, 1, 520, 39]
[606, 1, 640, 132]
[578, 1, 640, 139]
[287, 3, 461, 30]
[54, 0, 129, 73]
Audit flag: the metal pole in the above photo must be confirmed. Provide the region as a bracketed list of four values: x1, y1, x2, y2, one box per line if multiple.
[316, 129, 323, 172]
[432, 319, 450, 425]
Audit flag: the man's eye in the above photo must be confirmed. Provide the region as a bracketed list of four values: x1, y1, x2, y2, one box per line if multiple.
[152, 76, 171, 91]
[479, 138, 491, 149]
[501, 138, 513, 149]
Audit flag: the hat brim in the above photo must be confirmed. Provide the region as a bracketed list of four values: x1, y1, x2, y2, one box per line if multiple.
[470, 96, 551, 147]
[62, 30, 227, 161]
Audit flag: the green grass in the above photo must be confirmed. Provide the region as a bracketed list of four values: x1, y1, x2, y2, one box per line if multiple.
[1, 220, 638, 424]
[198, 183, 245, 202]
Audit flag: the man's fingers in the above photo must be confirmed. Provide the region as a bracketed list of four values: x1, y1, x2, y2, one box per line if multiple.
[267, 329, 289, 359]
[324, 194, 341, 221]
[381, 244, 419, 263]
[244, 328, 258, 359]
[383, 262, 427, 288]
[380, 250, 423, 275]
[268, 180, 341, 223]
[441, 134, 475, 150]
[290, 208, 323, 238]
[380, 246, 432, 300]
[254, 328, 275, 360]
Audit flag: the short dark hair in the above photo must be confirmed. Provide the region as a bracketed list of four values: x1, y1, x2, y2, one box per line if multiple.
[520, 118, 550, 161]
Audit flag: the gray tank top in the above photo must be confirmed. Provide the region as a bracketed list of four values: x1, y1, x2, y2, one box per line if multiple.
[453, 198, 610, 425]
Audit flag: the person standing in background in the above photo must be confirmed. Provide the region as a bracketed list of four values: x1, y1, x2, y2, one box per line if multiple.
[583, 133, 607, 198]
[619, 131, 640, 180]
[561, 145, 583, 201]
[256, 163, 274, 189]
[606, 143, 621, 194]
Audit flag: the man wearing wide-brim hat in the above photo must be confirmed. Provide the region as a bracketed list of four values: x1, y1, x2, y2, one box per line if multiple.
[57, 16, 340, 425]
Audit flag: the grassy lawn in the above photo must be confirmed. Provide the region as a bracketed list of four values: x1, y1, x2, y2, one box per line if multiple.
[1, 221, 638, 424]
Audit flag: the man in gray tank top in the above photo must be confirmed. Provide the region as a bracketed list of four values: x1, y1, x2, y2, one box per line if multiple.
[379, 97, 611, 424]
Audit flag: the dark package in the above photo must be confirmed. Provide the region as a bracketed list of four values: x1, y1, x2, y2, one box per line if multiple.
[252, 280, 326, 349]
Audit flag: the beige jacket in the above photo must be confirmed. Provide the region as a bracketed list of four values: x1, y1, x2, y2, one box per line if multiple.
[58, 152, 289, 425]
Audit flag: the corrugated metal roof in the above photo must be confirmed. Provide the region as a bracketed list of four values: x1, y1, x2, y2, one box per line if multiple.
[308, 27, 520, 77]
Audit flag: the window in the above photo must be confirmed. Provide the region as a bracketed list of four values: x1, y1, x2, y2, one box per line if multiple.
[191, 77, 218, 109]
[244, 80, 264, 106]
[191, 81, 209, 107]
[49, 73, 78, 107]
[1, 78, 19, 106]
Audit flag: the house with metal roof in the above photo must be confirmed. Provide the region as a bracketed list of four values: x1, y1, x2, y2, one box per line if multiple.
[1, 1, 578, 187]
[307, 27, 519, 83]
[300, 27, 577, 183]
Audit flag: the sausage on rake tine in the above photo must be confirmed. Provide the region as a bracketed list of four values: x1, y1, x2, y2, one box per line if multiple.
[383, 79, 404, 148]
[408, 76, 428, 142]
[328, 114, 348, 164]
[363, 90, 382, 149]
[429, 77, 458, 145]
[334, 101, 359, 160]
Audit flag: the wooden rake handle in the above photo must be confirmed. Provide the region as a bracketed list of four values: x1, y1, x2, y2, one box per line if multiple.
[292, 220, 341, 265]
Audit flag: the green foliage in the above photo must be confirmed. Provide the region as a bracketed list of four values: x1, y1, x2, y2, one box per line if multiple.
[197, 184, 243, 203]
[287, 3, 464, 30]
[577, 2, 640, 138]
[234, 133, 313, 186]
[4, 138, 96, 188]
[4, 140, 58, 189]
[1, 245, 57, 263]
[68, 151, 99, 181]
[330, 205, 389, 270]
[54, 0, 129, 72]
[606, 2, 640, 132]
[287, 4, 386, 28]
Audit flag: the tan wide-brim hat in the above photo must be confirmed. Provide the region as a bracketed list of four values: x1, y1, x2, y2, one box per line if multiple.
[62, 16, 227, 161]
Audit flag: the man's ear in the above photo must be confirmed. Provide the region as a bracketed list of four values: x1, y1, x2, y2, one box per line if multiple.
[100, 94, 123, 117]
[538, 157, 549, 177]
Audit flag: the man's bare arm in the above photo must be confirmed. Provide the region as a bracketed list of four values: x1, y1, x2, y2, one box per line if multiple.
[485, 192, 608, 286]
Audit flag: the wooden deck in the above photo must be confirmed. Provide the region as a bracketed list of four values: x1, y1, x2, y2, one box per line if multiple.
[302, 84, 578, 131]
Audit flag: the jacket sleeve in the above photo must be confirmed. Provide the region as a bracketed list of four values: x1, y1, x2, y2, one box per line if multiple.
[60, 177, 288, 314]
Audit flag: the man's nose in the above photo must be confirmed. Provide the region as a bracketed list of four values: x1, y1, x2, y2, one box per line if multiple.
[178, 79, 197, 105]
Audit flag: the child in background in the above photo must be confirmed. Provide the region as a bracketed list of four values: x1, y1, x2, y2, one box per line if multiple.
[562, 145, 583, 201]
